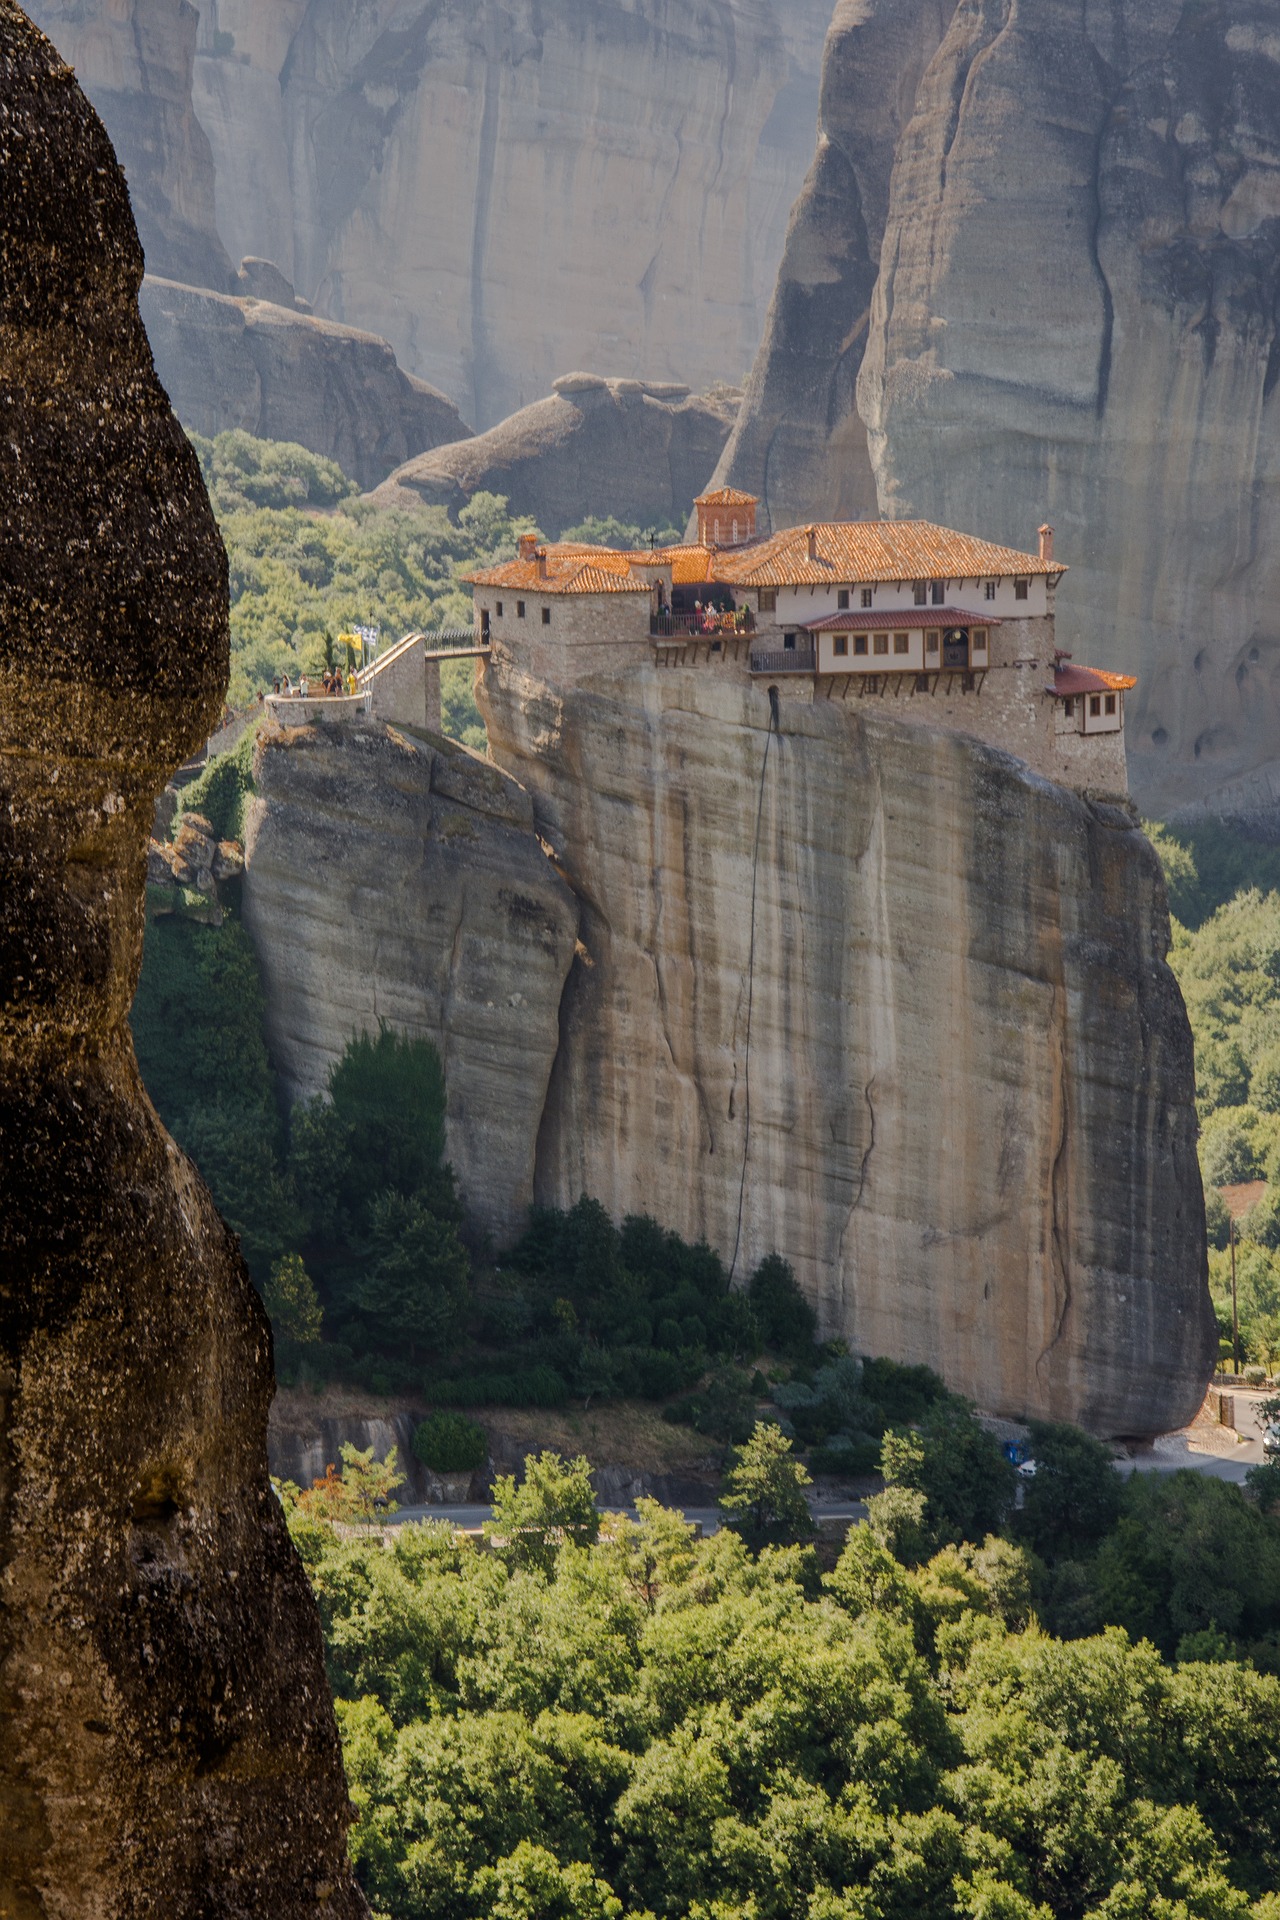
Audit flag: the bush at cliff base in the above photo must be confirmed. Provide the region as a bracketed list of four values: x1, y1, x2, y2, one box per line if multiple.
[412, 1411, 487, 1475]
[292, 1435, 1280, 1920]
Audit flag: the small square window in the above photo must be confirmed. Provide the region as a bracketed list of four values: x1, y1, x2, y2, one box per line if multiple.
[833, 634, 849, 657]
[913, 582, 927, 606]
[496, 600, 504, 616]
[1105, 693, 1117, 715]
[1015, 578, 1029, 601]
[925, 630, 939, 654]
[874, 633, 889, 656]
[861, 587, 873, 609]
[1063, 697, 1075, 717]
[985, 580, 997, 601]
[854, 634, 868, 656]
[1090, 694, 1102, 716]
[541, 606, 551, 625]
[972, 628, 988, 651]
[893, 631, 909, 655]
[517, 600, 526, 618]
[837, 589, 849, 610]
[784, 632, 797, 651]
[759, 588, 777, 613]
[930, 581, 944, 606]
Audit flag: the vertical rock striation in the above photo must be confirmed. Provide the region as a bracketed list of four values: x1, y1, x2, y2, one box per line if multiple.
[707, 0, 955, 530]
[0, 8, 365, 1909]
[480, 654, 1214, 1436]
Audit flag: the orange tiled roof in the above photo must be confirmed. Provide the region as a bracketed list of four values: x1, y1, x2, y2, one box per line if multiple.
[709, 521, 1063, 587]
[696, 486, 758, 506]
[464, 546, 651, 595]
[1052, 663, 1137, 697]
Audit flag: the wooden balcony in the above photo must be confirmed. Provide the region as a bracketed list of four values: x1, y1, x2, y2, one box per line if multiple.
[749, 645, 815, 674]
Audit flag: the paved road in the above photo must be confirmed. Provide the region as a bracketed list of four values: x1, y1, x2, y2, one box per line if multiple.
[389, 1499, 868, 1535]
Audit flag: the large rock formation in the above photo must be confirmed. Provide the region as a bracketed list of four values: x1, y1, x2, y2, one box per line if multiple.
[25, 0, 834, 429]
[0, 8, 364, 1909]
[715, 0, 1280, 820]
[241, 719, 579, 1245]
[369, 373, 738, 534]
[478, 654, 1213, 1436]
[142, 274, 471, 491]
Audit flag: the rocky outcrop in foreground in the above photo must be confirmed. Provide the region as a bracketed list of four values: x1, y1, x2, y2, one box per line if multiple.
[142, 273, 471, 491]
[27, 0, 834, 430]
[242, 720, 579, 1244]
[716, 0, 1280, 819]
[478, 653, 1214, 1436]
[0, 8, 364, 1909]
[370, 373, 738, 534]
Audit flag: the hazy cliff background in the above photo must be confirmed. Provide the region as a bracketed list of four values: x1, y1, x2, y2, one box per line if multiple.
[24, 0, 835, 428]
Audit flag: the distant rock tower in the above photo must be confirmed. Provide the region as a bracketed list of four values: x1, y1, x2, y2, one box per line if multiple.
[696, 487, 757, 548]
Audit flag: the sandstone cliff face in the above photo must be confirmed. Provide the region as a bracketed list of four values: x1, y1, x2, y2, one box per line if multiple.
[370, 373, 738, 534]
[708, 0, 953, 530]
[719, 0, 1280, 819]
[22, 0, 234, 291]
[26, 0, 834, 429]
[0, 9, 364, 1909]
[142, 274, 471, 490]
[478, 652, 1213, 1436]
[241, 719, 579, 1244]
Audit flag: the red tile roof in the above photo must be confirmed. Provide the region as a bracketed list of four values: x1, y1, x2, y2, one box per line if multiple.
[710, 521, 1063, 588]
[1052, 664, 1137, 697]
[803, 608, 1003, 631]
[696, 486, 758, 506]
[464, 547, 651, 595]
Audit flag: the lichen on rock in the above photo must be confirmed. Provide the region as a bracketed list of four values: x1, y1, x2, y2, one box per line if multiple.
[0, 6, 365, 1909]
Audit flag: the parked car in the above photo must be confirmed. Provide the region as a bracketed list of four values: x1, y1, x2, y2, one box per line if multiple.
[1262, 1426, 1280, 1458]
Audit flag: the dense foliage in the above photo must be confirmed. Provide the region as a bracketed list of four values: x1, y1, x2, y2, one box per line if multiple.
[1147, 825, 1280, 1370]
[291, 1438, 1280, 1920]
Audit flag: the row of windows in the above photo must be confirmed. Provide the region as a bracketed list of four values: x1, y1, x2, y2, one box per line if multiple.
[829, 627, 990, 658]
[762, 580, 1027, 611]
[494, 599, 551, 625]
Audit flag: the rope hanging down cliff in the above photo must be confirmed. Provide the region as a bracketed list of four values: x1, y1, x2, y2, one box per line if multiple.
[729, 685, 780, 1284]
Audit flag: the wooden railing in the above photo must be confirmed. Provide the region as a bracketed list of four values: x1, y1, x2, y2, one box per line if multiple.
[651, 609, 754, 638]
[749, 646, 815, 674]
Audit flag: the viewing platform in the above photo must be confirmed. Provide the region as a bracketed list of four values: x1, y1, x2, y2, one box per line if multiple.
[265, 690, 371, 727]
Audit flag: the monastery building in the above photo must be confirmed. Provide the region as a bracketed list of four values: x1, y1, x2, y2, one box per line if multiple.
[464, 490, 1134, 792]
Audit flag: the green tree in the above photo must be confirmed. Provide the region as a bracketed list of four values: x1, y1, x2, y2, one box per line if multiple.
[747, 1253, 817, 1355]
[263, 1251, 323, 1344]
[356, 1191, 470, 1359]
[880, 1398, 1016, 1553]
[486, 1452, 600, 1576]
[474, 1842, 622, 1920]
[298, 1443, 405, 1529]
[720, 1421, 813, 1550]
[1018, 1420, 1122, 1561]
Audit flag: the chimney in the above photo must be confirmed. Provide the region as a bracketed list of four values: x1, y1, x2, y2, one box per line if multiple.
[536, 548, 548, 580]
[806, 526, 818, 562]
[1039, 523, 1054, 565]
[518, 532, 538, 561]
